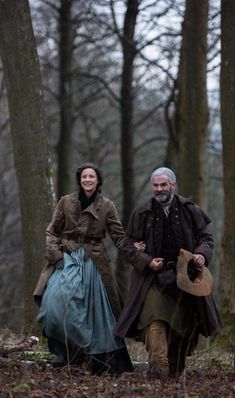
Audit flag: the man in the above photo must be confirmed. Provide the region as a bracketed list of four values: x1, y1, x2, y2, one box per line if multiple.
[115, 167, 222, 378]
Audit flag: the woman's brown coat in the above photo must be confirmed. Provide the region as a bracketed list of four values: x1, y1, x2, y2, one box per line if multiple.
[34, 192, 125, 319]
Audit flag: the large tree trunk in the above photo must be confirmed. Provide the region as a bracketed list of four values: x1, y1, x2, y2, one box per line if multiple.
[120, 0, 139, 228]
[220, 0, 235, 347]
[116, 0, 139, 299]
[164, 82, 180, 172]
[57, 0, 74, 198]
[174, 0, 209, 208]
[0, 0, 54, 333]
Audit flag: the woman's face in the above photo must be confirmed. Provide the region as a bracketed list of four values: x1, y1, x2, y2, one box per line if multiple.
[80, 168, 98, 197]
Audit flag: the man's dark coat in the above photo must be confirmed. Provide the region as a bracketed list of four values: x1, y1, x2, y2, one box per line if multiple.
[114, 194, 223, 341]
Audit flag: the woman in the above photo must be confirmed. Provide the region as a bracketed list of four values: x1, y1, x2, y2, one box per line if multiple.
[34, 163, 133, 375]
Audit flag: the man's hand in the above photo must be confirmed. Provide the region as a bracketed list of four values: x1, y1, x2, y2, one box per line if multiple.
[193, 254, 205, 268]
[149, 257, 164, 272]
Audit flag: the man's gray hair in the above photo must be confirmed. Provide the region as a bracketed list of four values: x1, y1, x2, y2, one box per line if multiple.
[151, 167, 177, 184]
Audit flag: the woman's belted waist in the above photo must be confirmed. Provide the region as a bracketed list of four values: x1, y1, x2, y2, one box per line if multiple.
[77, 236, 102, 245]
[61, 237, 103, 253]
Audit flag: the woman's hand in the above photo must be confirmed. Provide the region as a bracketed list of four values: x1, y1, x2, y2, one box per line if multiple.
[134, 241, 146, 252]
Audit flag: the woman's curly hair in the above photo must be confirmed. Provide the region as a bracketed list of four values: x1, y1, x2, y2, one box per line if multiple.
[75, 162, 103, 192]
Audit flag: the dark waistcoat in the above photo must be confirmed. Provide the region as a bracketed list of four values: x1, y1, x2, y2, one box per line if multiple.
[152, 197, 185, 262]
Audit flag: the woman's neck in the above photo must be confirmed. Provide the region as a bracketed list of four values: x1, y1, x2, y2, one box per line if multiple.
[79, 188, 98, 210]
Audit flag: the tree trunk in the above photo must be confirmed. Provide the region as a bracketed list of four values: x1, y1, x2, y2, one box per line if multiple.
[57, 0, 74, 198]
[175, 0, 209, 208]
[120, 0, 139, 228]
[0, 0, 54, 333]
[164, 82, 180, 173]
[220, 0, 235, 347]
[116, 0, 139, 299]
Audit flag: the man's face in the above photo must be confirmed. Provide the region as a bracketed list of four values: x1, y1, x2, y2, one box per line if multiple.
[151, 174, 176, 204]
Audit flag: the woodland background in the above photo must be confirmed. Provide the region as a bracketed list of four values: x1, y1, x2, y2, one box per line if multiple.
[0, 0, 234, 354]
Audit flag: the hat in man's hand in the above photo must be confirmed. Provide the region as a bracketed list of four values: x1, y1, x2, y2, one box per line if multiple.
[176, 249, 213, 296]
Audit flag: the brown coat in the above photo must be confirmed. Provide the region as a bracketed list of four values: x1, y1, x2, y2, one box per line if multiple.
[114, 194, 223, 338]
[34, 192, 125, 319]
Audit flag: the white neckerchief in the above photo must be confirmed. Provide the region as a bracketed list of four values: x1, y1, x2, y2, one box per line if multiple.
[155, 193, 174, 217]
[162, 205, 171, 217]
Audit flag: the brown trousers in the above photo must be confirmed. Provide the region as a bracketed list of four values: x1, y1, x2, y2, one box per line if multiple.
[145, 320, 169, 377]
[145, 320, 189, 378]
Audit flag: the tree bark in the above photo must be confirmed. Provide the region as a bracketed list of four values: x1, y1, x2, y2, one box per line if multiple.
[220, 0, 235, 345]
[0, 0, 54, 333]
[175, 0, 209, 208]
[120, 0, 139, 228]
[57, 0, 74, 198]
[115, 0, 139, 299]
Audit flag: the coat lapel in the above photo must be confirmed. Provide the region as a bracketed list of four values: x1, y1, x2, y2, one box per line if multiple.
[81, 193, 103, 220]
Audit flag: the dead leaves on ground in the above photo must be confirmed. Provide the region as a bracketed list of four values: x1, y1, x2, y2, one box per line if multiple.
[0, 356, 235, 398]
[0, 337, 235, 398]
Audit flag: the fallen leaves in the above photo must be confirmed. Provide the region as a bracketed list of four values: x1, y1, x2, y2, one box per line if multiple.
[0, 360, 234, 398]
[0, 338, 235, 397]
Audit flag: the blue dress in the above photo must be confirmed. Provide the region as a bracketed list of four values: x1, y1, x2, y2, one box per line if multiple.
[38, 247, 124, 356]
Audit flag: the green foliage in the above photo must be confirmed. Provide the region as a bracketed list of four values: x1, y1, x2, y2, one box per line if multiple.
[210, 357, 231, 370]
[46, 165, 54, 178]
[214, 330, 234, 352]
[23, 350, 53, 361]
[12, 383, 31, 394]
[219, 298, 235, 351]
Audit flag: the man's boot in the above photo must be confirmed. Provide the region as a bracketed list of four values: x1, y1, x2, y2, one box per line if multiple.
[145, 320, 169, 379]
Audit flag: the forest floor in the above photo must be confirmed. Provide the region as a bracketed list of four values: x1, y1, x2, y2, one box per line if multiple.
[0, 335, 234, 398]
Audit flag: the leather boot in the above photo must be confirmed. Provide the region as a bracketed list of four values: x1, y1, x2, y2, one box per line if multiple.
[145, 320, 169, 378]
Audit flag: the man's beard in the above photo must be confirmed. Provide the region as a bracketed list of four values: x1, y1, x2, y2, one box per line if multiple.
[155, 190, 174, 205]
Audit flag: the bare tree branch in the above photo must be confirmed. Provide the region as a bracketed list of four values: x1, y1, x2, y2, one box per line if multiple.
[74, 71, 121, 103]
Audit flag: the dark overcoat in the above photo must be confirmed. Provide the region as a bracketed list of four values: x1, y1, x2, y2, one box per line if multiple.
[114, 194, 223, 339]
[34, 192, 125, 319]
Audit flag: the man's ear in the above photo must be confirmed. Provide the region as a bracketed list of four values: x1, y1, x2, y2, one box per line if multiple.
[171, 182, 177, 190]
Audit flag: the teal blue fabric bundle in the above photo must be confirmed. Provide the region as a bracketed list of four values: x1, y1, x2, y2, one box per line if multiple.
[38, 248, 124, 355]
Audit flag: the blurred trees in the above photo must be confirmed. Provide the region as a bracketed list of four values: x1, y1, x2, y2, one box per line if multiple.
[0, 0, 54, 332]
[220, 0, 235, 347]
[32, 0, 181, 203]
[173, 0, 209, 208]
[118, 0, 139, 228]
[0, 0, 224, 333]
[0, 73, 23, 331]
[57, 0, 74, 198]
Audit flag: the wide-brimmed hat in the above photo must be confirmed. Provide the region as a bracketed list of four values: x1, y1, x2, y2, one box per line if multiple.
[176, 249, 213, 296]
